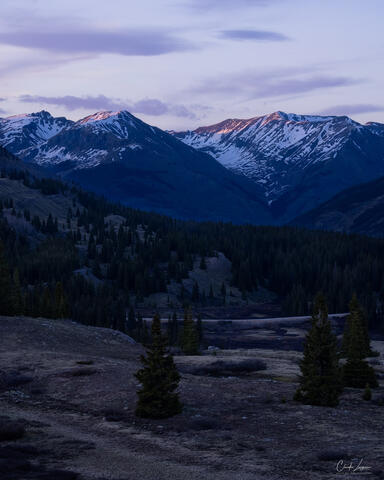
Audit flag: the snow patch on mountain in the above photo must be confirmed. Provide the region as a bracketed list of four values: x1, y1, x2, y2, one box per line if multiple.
[0, 111, 71, 153]
[75, 111, 139, 139]
[174, 112, 367, 199]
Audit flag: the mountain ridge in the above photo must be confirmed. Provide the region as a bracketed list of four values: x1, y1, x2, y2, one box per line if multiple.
[0, 110, 273, 224]
[290, 174, 384, 237]
[2, 109, 384, 225]
[174, 111, 384, 220]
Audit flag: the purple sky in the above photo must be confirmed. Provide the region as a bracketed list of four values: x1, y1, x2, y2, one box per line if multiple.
[0, 0, 383, 129]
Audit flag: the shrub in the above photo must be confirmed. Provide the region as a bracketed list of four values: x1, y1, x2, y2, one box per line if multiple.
[188, 417, 219, 431]
[181, 359, 267, 376]
[0, 421, 25, 441]
[66, 368, 98, 377]
[1, 373, 33, 389]
[362, 383, 372, 401]
[318, 449, 352, 461]
[102, 408, 126, 422]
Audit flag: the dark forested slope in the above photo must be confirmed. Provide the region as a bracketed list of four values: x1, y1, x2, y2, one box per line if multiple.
[1, 146, 384, 337]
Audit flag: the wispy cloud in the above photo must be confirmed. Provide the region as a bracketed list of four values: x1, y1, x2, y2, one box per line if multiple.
[0, 28, 195, 56]
[0, 53, 92, 78]
[219, 29, 290, 42]
[18, 94, 197, 119]
[317, 104, 384, 116]
[0, 98, 7, 114]
[189, 0, 280, 10]
[188, 67, 363, 100]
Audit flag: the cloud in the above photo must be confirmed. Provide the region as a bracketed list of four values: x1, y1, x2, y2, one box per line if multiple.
[317, 104, 384, 116]
[0, 99, 7, 114]
[220, 29, 290, 42]
[18, 94, 197, 119]
[188, 67, 363, 99]
[0, 53, 92, 78]
[19, 94, 126, 112]
[189, 0, 279, 10]
[0, 28, 195, 56]
[131, 99, 168, 116]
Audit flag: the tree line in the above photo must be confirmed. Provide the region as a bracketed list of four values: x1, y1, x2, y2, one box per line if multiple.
[1, 165, 384, 335]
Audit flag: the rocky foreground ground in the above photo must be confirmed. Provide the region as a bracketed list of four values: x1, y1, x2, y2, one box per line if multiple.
[0, 316, 383, 480]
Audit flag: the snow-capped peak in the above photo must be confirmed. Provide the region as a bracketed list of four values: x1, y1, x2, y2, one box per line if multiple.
[77, 110, 131, 124]
[0, 110, 71, 150]
[261, 111, 341, 125]
[75, 110, 141, 138]
[173, 111, 372, 202]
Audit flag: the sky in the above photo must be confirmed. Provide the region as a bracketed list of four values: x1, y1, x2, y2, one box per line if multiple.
[0, 0, 383, 130]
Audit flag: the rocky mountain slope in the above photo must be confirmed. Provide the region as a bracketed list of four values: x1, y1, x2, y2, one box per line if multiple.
[0, 111, 272, 224]
[291, 175, 384, 237]
[0, 111, 72, 154]
[174, 112, 384, 221]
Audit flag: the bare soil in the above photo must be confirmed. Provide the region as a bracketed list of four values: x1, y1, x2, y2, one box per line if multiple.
[0, 316, 383, 480]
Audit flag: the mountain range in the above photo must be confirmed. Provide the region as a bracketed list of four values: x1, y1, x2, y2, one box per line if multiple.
[174, 111, 384, 221]
[0, 111, 271, 224]
[1, 109, 384, 229]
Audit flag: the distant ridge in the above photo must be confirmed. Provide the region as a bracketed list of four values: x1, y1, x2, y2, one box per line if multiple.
[174, 112, 384, 220]
[0, 111, 273, 224]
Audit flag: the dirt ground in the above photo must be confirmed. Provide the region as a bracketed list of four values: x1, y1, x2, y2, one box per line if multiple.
[0, 316, 383, 480]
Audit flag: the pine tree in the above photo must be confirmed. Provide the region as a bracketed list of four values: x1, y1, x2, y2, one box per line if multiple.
[209, 283, 214, 300]
[221, 282, 226, 298]
[167, 312, 179, 346]
[196, 313, 203, 345]
[199, 256, 207, 270]
[54, 282, 67, 318]
[135, 314, 182, 419]
[362, 383, 372, 401]
[181, 308, 199, 355]
[40, 287, 52, 318]
[294, 293, 342, 407]
[11, 269, 23, 316]
[342, 296, 378, 388]
[0, 242, 13, 315]
[192, 281, 199, 302]
[341, 294, 373, 358]
[127, 306, 136, 333]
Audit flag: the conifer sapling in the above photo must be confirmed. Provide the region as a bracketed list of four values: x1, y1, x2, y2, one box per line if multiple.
[135, 314, 182, 419]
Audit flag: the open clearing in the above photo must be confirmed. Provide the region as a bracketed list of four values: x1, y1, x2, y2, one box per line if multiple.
[0, 316, 383, 479]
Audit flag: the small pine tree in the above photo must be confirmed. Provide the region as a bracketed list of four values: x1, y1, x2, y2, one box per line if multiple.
[294, 293, 342, 407]
[127, 306, 136, 333]
[196, 313, 203, 345]
[54, 282, 67, 318]
[191, 281, 199, 302]
[167, 312, 178, 346]
[342, 305, 378, 388]
[0, 242, 13, 316]
[181, 308, 199, 355]
[40, 287, 52, 318]
[362, 383, 372, 401]
[135, 314, 182, 419]
[199, 256, 207, 270]
[342, 294, 372, 358]
[11, 269, 23, 316]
